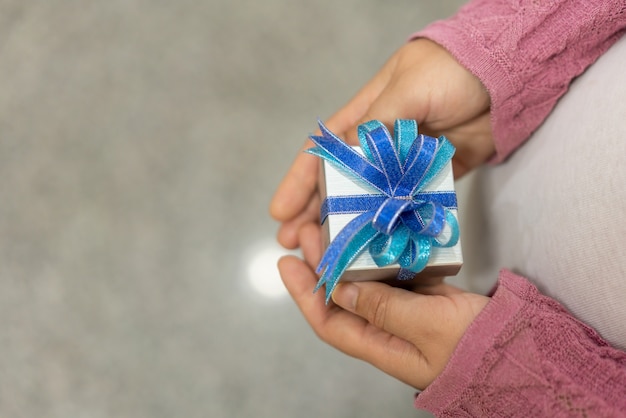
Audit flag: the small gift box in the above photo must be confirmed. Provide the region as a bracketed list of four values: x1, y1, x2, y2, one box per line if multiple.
[307, 119, 462, 301]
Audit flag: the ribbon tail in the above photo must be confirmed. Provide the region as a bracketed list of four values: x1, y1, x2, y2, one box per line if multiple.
[314, 211, 377, 303]
[397, 268, 416, 281]
[305, 145, 338, 164]
[319, 223, 379, 303]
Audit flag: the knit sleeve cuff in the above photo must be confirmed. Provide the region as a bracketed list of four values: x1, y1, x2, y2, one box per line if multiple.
[410, 1, 626, 163]
[414, 269, 528, 413]
[411, 19, 516, 163]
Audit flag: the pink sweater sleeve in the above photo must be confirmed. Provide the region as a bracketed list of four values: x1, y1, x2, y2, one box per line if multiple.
[412, 0, 626, 162]
[415, 270, 626, 417]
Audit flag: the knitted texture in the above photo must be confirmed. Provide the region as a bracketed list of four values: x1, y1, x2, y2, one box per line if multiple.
[415, 270, 626, 417]
[413, 0, 626, 162]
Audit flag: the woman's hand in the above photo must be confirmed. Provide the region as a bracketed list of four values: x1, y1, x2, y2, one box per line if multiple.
[270, 39, 493, 252]
[278, 223, 489, 390]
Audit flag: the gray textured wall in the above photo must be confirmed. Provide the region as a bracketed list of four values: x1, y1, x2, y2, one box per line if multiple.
[0, 1, 465, 417]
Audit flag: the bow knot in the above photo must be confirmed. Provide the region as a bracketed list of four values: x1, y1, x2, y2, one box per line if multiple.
[372, 196, 413, 235]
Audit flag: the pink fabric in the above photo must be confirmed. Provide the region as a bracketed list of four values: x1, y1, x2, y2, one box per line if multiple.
[406, 1, 626, 415]
[412, 0, 626, 162]
[415, 271, 626, 417]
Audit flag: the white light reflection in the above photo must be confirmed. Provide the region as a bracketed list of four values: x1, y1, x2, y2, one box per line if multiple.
[246, 240, 299, 299]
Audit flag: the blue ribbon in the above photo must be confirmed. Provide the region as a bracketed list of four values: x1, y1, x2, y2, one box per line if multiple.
[306, 119, 460, 302]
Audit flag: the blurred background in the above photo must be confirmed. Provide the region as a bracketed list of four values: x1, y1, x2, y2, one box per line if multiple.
[0, 1, 476, 417]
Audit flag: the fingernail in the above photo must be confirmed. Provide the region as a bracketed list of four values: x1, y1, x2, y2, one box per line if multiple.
[331, 283, 358, 311]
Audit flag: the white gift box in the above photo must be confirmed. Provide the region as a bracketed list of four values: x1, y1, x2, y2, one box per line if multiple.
[319, 148, 463, 282]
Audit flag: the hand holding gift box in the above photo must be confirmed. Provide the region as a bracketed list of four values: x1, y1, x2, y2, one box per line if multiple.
[307, 119, 462, 302]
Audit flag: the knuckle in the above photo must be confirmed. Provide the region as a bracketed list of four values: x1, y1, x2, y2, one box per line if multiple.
[363, 292, 391, 330]
[313, 323, 332, 345]
[314, 328, 329, 344]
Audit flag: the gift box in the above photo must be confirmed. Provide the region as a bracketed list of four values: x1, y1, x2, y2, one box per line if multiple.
[307, 119, 462, 301]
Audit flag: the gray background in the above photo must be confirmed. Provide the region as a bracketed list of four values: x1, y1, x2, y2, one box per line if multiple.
[0, 1, 468, 417]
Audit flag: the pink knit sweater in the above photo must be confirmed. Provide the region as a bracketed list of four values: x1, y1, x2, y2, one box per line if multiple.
[411, 1, 626, 416]
[416, 0, 626, 163]
[417, 271, 626, 416]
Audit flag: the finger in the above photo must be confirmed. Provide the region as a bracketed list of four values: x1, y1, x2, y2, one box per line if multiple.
[343, 85, 409, 145]
[332, 281, 489, 361]
[270, 139, 319, 222]
[331, 281, 434, 343]
[382, 276, 466, 296]
[278, 255, 324, 311]
[342, 72, 432, 145]
[411, 282, 465, 296]
[278, 255, 406, 353]
[327, 51, 398, 144]
[276, 192, 320, 249]
[270, 53, 399, 223]
[299, 221, 323, 268]
[341, 87, 492, 179]
[381, 274, 444, 291]
[278, 256, 427, 387]
[278, 255, 359, 339]
[331, 281, 455, 386]
[435, 111, 494, 178]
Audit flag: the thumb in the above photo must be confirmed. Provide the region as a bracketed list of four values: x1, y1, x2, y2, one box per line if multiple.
[342, 82, 424, 146]
[331, 281, 427, 342]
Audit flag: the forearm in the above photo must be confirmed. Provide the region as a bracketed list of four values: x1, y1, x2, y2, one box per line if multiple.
[415, 270, 626, 417]
[412, 0, 626, 162]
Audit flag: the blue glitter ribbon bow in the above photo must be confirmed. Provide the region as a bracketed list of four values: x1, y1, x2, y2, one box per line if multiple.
[306, 119, 460, 302]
